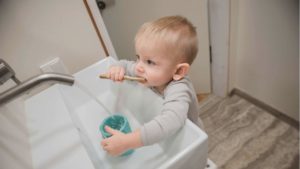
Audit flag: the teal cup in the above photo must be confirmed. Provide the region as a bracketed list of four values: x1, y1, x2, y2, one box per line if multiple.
[99, 114, 134, 156]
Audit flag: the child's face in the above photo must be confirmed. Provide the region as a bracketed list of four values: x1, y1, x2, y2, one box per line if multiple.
[134, 41, 178, 91]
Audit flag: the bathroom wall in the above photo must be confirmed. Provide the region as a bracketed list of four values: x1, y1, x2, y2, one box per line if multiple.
[0, 0, 106, 83]
[0, 1, 107, 168]
[229, 0, 299, 121]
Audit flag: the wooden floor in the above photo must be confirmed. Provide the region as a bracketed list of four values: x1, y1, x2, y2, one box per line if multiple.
[198, 95, 299, 169]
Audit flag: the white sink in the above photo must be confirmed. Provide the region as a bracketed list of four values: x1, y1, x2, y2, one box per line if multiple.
[25, 57, 208, 169]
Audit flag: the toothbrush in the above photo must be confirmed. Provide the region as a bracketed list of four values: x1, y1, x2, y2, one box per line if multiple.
[99, 74, 146, 83]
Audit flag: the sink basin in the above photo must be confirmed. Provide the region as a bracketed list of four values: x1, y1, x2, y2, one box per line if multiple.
[25, 57, 208, 169]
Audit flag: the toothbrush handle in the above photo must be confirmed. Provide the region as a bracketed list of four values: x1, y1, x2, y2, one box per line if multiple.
[99, 74, 146, 82]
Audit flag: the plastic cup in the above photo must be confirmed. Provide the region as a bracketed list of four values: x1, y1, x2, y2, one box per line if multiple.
[99, 114, 134, 156]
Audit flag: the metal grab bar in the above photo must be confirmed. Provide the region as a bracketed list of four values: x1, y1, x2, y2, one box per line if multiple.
[0, 73, 74, 105]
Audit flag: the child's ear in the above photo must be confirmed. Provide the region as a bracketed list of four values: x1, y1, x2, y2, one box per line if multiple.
[173, 63, 190, 81]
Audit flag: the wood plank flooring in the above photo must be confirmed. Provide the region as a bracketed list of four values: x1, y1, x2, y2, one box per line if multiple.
[198, 95, 299, 169]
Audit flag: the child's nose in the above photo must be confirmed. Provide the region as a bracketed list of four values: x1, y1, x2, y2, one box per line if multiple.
[136, 63, 145, 73]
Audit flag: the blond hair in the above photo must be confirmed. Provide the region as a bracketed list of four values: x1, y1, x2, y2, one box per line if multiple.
[135, 16, 198, 64]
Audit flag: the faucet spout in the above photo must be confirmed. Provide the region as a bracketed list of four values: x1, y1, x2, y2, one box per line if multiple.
[0, 73, 74, 105]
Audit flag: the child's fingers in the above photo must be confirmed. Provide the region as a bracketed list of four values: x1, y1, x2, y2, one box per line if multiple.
[118, 68, 125, 81]
[105, 125, 119, 135]
[108, 67, 117, 80]
[101, 139, 108, 147]
[101, 139, 112, 153]
[111, 70, 119, 81]
[114, 71, 120, 81]
[108, 70, 114, 80]
[108, 66, 125, 81]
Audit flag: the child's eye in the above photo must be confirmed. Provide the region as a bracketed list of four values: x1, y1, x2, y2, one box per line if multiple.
[136, 55, 140, 60]
[146, 60, 156, 65]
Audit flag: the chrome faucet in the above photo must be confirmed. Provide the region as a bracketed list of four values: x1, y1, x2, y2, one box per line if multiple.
[0, 59, 74, 105]
[0, 59, 21, 85]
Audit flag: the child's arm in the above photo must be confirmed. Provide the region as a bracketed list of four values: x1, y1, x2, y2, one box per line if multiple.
[140, 82, 191, 146]
[101, 126, 143, 156]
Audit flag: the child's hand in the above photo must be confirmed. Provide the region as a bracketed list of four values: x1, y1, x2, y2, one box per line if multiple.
[101, 126, 130, 156]
[108, 66, 125, 81]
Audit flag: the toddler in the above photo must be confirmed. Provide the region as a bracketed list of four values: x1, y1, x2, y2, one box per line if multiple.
[101, 15, 204, 156]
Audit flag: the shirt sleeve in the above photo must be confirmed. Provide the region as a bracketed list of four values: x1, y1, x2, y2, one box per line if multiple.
[140, 82, 191, 146]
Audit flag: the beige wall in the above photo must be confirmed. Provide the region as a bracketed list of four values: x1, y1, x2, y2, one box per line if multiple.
[0, 1, 107, 168]
[229, 0, 299, 121]
[0, 0, 106, 83]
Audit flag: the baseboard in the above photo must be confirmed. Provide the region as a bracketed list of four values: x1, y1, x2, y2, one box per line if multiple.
[230, 88, 299, 129]
[197, 93, 210, 103]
